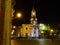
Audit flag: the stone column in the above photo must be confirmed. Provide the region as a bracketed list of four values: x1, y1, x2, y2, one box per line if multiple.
[0, 0, 5, 45]
[3, 0, 12, 45]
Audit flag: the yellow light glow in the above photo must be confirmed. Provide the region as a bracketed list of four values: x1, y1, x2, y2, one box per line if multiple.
[16, 13, 22, 18]
[11, 30, 14, 35]
[50, 29, 54, 32]
[13, 26, 16, 28]
[41, 31, 44, 33]
[31, 18, 33, 21]
[32, 12, 35, 15]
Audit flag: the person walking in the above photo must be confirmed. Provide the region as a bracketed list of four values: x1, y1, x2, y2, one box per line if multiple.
[51, 32, 54, 41]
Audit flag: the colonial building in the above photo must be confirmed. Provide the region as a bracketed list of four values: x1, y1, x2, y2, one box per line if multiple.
[20, 24, 32, 37]
[20, 7, 40, 37]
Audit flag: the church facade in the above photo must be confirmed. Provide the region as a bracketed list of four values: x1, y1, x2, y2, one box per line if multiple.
[20, 7, 40, 38]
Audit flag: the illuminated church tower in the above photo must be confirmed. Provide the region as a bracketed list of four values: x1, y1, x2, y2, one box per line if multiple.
[30, 7, 37, 25]
[30, 7, 39, 37]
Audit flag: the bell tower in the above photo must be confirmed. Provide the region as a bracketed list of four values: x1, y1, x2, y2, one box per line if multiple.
[30, 7, 37, 25]
[30, 7, 39, 37]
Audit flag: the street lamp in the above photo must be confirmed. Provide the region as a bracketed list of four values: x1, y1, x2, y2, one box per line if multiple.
[13, 26, 16, 29]
[50, 29, 54, 32]
[16, 13, 22, 18]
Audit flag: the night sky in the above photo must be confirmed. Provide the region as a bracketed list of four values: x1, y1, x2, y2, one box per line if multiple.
[13, 0, 58, 26]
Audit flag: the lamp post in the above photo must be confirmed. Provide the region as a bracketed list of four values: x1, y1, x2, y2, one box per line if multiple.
[13, 12, 22, 38]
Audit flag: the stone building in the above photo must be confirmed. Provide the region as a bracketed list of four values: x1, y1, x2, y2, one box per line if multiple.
[20, 7, 40, 38]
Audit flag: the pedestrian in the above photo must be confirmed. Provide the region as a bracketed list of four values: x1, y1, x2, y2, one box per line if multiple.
[51, 33, 54, 41]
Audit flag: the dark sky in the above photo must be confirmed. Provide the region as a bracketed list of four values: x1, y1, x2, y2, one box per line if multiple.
[13, 0, 58, 26]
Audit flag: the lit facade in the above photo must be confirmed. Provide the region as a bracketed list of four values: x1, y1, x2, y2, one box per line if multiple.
[20, 24, 32, 37]
[20, 7, 40, 37]
[30, 7, 39, 37]
[19, 7, 51, 38]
